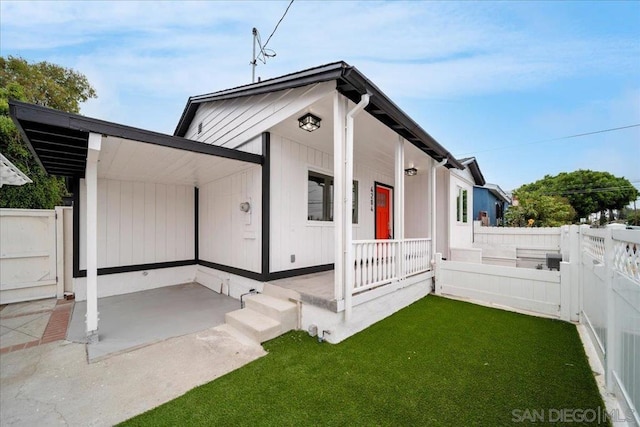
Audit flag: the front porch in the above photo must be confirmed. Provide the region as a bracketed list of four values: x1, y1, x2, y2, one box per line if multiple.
[268, 237, 433, 315]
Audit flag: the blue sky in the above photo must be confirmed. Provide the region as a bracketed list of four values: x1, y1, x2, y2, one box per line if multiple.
[1, 0, 639, 195]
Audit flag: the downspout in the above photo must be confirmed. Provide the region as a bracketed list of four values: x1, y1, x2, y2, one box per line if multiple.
[344, 93, 370, 322]
[431, 157, 448, 265]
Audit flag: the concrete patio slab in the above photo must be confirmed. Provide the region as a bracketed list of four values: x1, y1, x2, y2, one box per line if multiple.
[67, 282, 241, 361]
[0, 325, 266, 426]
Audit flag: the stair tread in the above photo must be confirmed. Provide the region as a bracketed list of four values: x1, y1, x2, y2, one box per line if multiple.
[245, 293, 296, 311]
[226, 308, 280, 332]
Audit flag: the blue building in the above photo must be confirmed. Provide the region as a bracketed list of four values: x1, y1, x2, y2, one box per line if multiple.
[473, 184, 511, 226]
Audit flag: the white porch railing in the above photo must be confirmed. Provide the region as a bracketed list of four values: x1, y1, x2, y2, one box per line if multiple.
[352, 238, 431, 294]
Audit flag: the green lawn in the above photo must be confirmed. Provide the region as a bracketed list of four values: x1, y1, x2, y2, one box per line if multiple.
[122, 296, 606, 426]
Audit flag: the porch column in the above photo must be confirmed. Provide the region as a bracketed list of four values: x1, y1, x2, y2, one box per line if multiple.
[343, 94, 370, 321]
[333, 92, 347, 301]
[394, 136, 405, 280]
[85, 132, 101, 343]
[394, 136, 405, 241]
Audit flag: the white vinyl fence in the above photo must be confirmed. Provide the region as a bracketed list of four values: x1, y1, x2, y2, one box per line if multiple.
[0, 208, 71, 304]
[579, 225, 639, 426]
[434, 257, 571, 320]
[437, 224, 639, 425]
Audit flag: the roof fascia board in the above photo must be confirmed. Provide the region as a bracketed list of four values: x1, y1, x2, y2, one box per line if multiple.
[338, 69, 463, 170]
[8, 103, 48, 172]
[10, 100, 262, 165]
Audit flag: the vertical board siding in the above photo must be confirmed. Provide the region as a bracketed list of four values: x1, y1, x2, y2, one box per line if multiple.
[405, 172, 431, 238]
[79, 178, 195, 270]
[184, 82, 334, 149]
[198, 165, 262, 273]
[269, 133, 394, 272]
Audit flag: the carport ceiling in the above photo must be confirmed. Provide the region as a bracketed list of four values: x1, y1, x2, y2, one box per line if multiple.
[99, 137, 257, 186]
[9, 100, 262, 184]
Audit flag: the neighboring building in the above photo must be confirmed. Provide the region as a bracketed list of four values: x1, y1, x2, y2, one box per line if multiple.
[10, 61, 467, 343]
[473, 183, 511, 227]
[436, 156, 485, 259]
[0, 153, 31, 187]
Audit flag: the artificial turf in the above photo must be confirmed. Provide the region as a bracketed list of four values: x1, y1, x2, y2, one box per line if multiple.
[121, 296, 607, 426]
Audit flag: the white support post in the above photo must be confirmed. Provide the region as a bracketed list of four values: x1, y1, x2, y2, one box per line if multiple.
[344, 94, 370, 322]
[333, 93, 346, 302]
[85, 132, 101, 343]
[394, 136, 405, 279]
[55, 206, 65, 299]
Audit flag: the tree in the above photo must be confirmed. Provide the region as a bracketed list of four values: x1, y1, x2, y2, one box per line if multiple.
[518, 170, 638, 221]
[505, 190, 575, 227]
[0, 56, 96, 208]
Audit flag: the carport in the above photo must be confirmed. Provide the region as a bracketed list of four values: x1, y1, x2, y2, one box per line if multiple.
[9, 100, 263, 344]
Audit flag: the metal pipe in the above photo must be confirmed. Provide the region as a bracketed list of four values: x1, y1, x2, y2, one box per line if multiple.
[431, 157, 448, 266]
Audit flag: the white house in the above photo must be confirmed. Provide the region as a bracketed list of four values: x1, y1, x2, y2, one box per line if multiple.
[435, 156, 485, 261]
[9, 61, 465, 343]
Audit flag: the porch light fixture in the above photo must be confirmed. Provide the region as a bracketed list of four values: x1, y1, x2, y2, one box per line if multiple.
[404, 167, 418, 176]
[298, 113, 321, 132]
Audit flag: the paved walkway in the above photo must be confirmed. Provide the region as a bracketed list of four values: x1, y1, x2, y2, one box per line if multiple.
[1, 325, 266, 426]
[0, 298, 73, 354]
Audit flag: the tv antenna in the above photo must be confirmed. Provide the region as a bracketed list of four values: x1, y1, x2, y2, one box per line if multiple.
[250, 0, 295, 83]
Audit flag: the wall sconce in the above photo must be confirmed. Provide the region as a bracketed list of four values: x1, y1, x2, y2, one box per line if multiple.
[404, 167, 418, 176]
[239, 202, 251, 213]
[298, 113, 321, 132]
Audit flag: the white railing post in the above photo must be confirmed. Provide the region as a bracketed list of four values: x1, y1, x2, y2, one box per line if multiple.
[434, 252, 443, 295]
[603, 226, 617, 392]
[568, 225, 581, 322]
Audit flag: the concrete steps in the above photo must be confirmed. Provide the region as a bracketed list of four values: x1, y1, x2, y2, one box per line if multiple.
[224, 291, 298, 343]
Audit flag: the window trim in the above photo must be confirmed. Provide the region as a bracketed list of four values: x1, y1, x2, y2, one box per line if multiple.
[307, 169, 358, 224]
[456, 186, 468, 224]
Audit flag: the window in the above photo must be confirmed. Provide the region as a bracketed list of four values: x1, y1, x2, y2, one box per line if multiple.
[456, 187, 468, 223]
[307, 171, 358, 223]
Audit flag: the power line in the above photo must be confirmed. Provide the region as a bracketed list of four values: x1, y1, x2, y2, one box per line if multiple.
[457, 123, 640, 156]
[262, 0, 294, 51]
[251, 0, 295, 82]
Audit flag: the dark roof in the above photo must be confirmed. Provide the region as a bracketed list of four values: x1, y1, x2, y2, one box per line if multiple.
[175, 61, 463, 169]
[9, 100, 262, 179]
[458, 157, 486, 186]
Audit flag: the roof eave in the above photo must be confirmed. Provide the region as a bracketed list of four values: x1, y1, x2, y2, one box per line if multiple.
[174, 61, 463, 169]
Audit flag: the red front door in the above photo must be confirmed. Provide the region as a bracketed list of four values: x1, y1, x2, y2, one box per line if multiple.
[375, 185, 392, 239]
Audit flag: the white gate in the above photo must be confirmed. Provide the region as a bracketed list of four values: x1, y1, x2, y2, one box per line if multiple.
[0, 209, 64, 304]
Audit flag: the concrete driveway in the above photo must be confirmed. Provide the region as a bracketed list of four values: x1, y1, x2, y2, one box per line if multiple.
[1, 283, 267, 426]
[1, 324, 265, 426]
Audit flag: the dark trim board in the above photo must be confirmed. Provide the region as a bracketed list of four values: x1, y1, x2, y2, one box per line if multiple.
[261, 132, 271, 279]
[267, 264, 334, 281]
[77, 260, 197, 278]
[194, 187, 199, 261]
[198, 260, 264, 282]
[72, 178, 81, 278]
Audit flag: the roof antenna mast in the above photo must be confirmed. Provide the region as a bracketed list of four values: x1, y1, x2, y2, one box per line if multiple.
[250, 0, 295, 83]
[251, 28, 258, 83]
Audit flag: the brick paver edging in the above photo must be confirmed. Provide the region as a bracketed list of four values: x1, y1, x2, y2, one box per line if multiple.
[0, 299, 74, 354]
